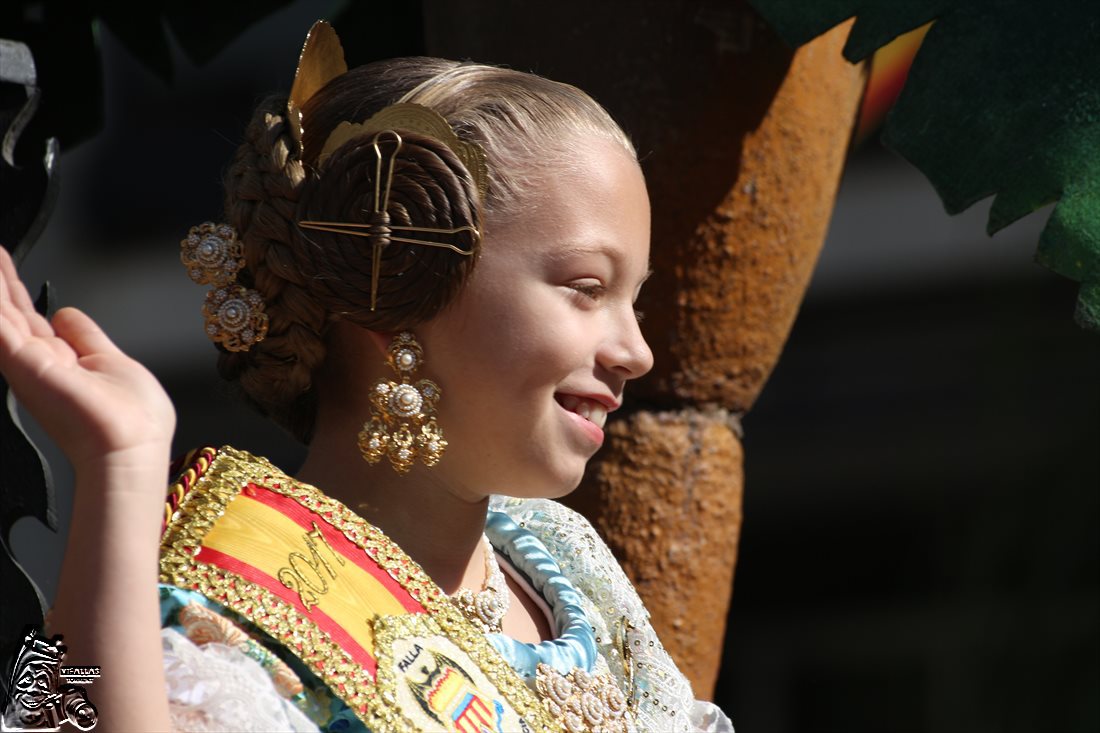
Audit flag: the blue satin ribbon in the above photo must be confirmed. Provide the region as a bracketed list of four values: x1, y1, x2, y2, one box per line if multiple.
[483, 510, 598, 680]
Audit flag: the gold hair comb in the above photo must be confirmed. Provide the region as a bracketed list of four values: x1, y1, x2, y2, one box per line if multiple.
[319, 103, 488, 201]
[287, 21, 347, 146]
[287, 21, 488, 202]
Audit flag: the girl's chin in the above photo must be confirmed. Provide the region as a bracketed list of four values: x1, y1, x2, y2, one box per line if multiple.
[489, 462, 586, 502]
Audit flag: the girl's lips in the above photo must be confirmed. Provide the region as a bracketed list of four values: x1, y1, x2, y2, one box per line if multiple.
[559, 404, 605, 447]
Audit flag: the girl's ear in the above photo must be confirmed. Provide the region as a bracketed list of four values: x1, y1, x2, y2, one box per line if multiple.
[323, 321, 394, 373]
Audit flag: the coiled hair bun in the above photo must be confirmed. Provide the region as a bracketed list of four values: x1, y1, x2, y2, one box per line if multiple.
[292, 130, 481, 332]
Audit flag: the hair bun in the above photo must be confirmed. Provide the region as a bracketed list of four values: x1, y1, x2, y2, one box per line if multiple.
[293, 130, 481, 332]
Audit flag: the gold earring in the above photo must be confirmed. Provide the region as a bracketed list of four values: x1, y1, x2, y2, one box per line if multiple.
[358, 332, 446, 474]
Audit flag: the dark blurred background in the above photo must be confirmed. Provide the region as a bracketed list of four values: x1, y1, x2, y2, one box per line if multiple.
[7, 1, 1098, 731]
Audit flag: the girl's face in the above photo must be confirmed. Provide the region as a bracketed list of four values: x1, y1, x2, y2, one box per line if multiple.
[418, 136, 653, 500]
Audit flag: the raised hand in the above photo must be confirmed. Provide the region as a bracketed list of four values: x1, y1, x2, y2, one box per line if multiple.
[0, 247, 175, 475]
[0, 247, 177, 731]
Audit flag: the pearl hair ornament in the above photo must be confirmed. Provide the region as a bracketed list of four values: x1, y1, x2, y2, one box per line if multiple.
[181, 222, 244, 287]
[180, 222, 269, 352]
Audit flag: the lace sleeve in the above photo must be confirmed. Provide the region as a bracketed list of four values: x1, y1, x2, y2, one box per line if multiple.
[692, 699, 735, 732]
[162, 628, 318, 732]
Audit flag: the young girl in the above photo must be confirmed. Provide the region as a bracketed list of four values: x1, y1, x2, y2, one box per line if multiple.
[0, 22, 732, 733]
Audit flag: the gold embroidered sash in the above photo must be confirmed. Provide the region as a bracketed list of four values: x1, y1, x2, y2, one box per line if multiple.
[160, 446, 558, 733]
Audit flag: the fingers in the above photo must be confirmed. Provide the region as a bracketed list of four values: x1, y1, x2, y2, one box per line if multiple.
[0, 305, 28, 359]
[51, 308, 123, 359]
[0, 246, 53, 338]
[0, 249, 121, 366]
[0, 247, 34, 311]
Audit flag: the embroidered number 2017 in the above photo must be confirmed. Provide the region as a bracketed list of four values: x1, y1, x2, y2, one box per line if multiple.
[278, 522, 347, 610]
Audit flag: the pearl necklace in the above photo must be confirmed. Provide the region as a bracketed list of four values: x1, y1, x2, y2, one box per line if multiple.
[450, 534, 510, 633]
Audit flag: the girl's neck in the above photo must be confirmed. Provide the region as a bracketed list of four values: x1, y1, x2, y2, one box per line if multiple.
[295, 414, 489, 596]
[297, 402, 555, 645]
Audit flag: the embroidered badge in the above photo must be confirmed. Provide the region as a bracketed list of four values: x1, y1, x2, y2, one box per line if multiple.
[374, 613, 536, 733]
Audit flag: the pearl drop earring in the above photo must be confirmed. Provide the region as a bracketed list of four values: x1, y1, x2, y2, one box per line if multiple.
[357, 332, 447, 473]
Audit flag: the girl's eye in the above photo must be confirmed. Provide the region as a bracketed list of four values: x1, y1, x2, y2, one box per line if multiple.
[568, 281, 606, 299]
[634, 308, 645, 324]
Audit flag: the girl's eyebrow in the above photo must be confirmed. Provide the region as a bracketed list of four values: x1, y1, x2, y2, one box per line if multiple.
[544, 242, 646, 269]
[544, 243, 620, 262]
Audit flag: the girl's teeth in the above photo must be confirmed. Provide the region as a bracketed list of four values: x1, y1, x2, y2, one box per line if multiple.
[558, 395, 609, 428]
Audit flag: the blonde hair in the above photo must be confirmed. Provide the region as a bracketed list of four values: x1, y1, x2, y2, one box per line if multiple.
[219, 57, 635, 442]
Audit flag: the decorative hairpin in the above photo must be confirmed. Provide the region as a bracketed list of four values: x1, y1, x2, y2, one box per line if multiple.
[298, 130, 480, 311]
[180, 222, 269, 352]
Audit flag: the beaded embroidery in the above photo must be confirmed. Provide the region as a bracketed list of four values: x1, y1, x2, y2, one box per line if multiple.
[535, 664, 636, 733]
[450, 533, 510, 633]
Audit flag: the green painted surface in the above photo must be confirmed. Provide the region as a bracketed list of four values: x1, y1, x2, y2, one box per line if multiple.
[747, 0, 1100, 331]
